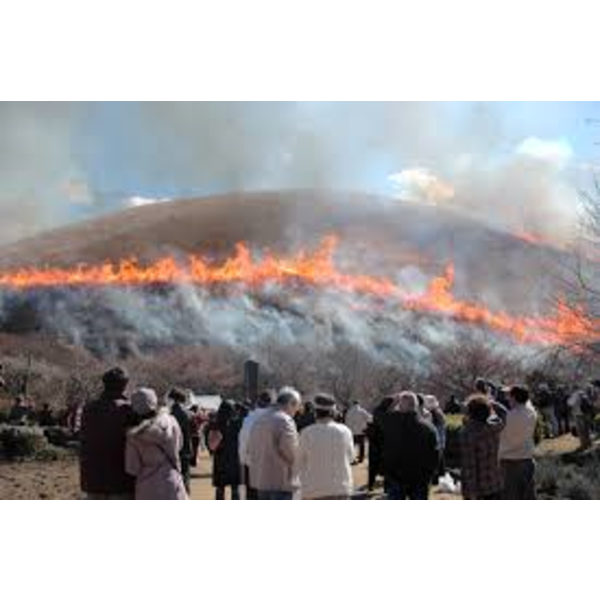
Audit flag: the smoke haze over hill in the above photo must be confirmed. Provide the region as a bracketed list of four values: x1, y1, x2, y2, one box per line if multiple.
[0, 102, 593, 245]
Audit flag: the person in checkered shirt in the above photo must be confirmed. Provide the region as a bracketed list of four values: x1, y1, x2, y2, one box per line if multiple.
[460, 394, 508, 500]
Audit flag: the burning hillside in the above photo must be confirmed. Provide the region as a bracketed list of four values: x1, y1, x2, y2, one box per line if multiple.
[0, 191, 596, 360]
[0, 233, 596, 351]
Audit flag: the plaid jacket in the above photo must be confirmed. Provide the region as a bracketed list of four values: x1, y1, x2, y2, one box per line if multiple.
[460, 418, 505, 499]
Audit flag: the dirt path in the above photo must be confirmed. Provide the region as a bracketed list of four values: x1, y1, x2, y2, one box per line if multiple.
[0, 435, 584, 499]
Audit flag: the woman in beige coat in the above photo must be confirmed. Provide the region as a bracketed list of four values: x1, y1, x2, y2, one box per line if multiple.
[125, 388, 188, 500]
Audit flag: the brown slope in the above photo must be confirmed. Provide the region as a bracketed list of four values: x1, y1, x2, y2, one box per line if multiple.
[0, 190, 563, 312]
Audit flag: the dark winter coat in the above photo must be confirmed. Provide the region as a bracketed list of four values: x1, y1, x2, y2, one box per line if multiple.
[210, 418, 242, 488]
[171, 402, 194, 463]
[367, 403, 389, 476]
[79, 394, 136, 496]
[382, 411, 439, 486]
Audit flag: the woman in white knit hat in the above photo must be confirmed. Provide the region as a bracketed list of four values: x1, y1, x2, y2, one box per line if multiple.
[299, 393, 355, 500]
[125, 388, 188, 500]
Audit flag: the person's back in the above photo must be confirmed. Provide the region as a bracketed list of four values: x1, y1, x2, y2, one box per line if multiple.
[382, 392, 439, 499]
[126, 391, 187, 500]
[8, 398, 28, 425]
[383, 413, 438, 483]
[498, 386, 538, 500]
[209, 400, 243, 499]
[345, 403, 371, 435]
[460, 395, 507, 500]
[37, 405, 56, 427]
[246, 387, 302, 499]
[80, 369, 136, 499]
[171, 401, 193, 459]
[499, 399, 537, 460]
[169, 389, 194, 491]
[299, 394, 354, 499]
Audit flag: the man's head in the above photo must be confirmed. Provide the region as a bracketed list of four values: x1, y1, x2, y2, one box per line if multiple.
[509, 385, 529, 406]
[277, 386, 302, 417]
[168, 387, 188, 405]
[314, 393, 336, 420]
[101, 367, 129, 397]
[475, 378, 488, 395]
[257, 389, 275, 408]
[466, 394, 491, 424]
[396, 391, 419, 414]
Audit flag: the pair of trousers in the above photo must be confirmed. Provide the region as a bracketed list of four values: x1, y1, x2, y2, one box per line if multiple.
[501, 459, 536, 499]
[258, 490, 294, 500]
[353, 434, 366, 462]
[243, 465, 259, 499]
[215, 485, 240, 500]
[387, 480, 429, 500]
[541, 407, 558, 437]
[575, 415, 592, 449]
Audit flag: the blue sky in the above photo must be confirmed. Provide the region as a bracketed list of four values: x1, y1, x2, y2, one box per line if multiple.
[1, 102, 600, 242]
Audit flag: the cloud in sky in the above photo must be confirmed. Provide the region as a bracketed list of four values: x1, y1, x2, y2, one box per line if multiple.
[388, 168, 455, 205]
[125, 195, 172, 208]
[516, 136, 574, 168]
[388, 136, 579, 242]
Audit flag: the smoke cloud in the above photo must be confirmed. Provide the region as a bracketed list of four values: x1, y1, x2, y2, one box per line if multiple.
[0, 102, 585, 245]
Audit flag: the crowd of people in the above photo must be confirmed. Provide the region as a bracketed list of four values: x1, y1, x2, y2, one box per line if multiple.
[4, 364, 600, 500]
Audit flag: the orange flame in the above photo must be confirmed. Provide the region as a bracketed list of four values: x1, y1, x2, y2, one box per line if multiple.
[0, 235, 596, 348]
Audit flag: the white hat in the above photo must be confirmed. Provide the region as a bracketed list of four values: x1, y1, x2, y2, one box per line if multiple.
[423, 395, 440, 411]
[397, 391, 418, 413]
[131, 387, 159, 416]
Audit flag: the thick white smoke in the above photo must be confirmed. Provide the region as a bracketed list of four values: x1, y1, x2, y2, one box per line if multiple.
[0, 102, 585, 246]
[389, 136, 579, 244]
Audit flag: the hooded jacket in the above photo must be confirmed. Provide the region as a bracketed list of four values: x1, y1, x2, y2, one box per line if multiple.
[125, 410, 188, 500]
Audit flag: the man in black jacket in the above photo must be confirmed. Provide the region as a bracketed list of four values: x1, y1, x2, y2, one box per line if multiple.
[169, 388, 194, 492]
[382, 391, 440, 500]
[80, 367, 136, 499]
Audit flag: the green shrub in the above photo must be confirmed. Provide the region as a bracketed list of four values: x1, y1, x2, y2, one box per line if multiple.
[536, 454, 600, 499]
[33, 445, 72, 462]
[536, 460, 562, 497]
[0, 425, 48, 460]
[445, 414, 464, 431]
[558, 471, 598, 500]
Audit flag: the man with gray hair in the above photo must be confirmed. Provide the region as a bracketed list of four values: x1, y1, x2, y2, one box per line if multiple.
[246, 386, 302, 499]
[382, 391, 439, 500]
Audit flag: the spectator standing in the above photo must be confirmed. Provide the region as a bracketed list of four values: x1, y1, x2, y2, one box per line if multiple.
[460, 394, 507, 499]
[208, 400, 243, 500]
[295, 400, 316, 432]
[299, 394, 355, 499]
[345, 401, 372, 464]
[246, 387, 302, 500]
[8, 396, 29, 425]
[79, 367, 136, 500]
[238, 390, 274, 499]
[499, 385, 538, 499]
[537, 384, 558, 438]
[169, 388, 194, 493]
[554, 385, 571, 436]
[36, 402, 56, 427]
[367, 396, 395, 492]
[189, 405, 205, 467]
[425, 395, 447, 480]
[125, 388, 187, 500]
[568, 386, 594, 450]
[382, 392, 439, 500]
